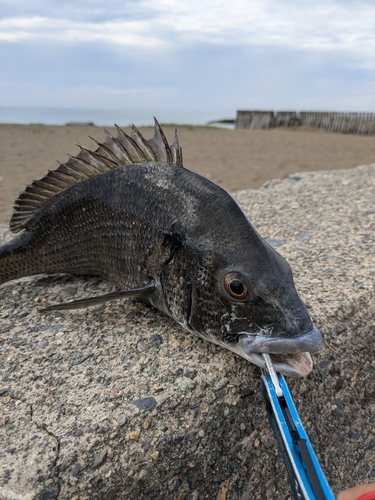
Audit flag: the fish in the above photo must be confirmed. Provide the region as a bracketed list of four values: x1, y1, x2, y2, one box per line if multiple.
[0, 118, 323, 377]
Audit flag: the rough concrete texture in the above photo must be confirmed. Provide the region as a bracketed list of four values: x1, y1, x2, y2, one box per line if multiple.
[1, 164, 375, 500]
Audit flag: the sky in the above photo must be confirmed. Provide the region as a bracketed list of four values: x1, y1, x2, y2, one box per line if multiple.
[1, 0, 375, 124]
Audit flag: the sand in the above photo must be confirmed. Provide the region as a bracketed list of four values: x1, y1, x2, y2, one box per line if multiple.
[0, 123, 375, 225]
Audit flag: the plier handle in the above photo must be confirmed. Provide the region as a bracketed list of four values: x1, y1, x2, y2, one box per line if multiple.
[261, 354, 335, 500]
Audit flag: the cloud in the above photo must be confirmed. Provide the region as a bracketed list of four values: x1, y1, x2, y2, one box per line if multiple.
[1, 0, 375, 59]
[0, 0, 375, 120]
[2, 38, 373, 111]
[0, 0, 158, 23]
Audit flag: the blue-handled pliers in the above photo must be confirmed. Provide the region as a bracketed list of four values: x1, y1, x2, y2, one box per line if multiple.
[261, 353, 335, 500]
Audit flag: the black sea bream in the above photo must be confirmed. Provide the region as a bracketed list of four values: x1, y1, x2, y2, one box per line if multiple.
[0, 119, 322, 376]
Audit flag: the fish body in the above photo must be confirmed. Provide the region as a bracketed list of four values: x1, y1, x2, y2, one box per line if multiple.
[0, 119, 322, 376]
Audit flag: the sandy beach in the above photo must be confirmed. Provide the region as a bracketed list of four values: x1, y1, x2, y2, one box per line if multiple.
[0, 123, 374, 224]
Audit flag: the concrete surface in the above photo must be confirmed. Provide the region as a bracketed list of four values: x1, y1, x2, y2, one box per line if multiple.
[1, 164, 375, 499]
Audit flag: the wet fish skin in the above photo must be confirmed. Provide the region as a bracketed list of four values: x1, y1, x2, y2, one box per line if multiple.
[0, 120, 323, 376]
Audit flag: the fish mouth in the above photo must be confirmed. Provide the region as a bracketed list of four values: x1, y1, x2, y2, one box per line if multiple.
[251, 351, 313, 377]
[232, 326, 322, 377]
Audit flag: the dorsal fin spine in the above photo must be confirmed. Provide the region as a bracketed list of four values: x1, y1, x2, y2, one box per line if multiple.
[55, 165, 86, 181]
[17, 192, 47, 202]
[102, 129, 134, 164]
[114, 126, 146, 162]
[74, 147, 106, 173]
[56, 164, 88, 181]
[77, 146, 115, 171]
[147, 118, 172, 163]
[131, 125, 157, 161]
[29, 180, 61, 192]
[65, 156, 99, 176]
[49, 168, 82, 184]
[170, 128, 183, 165]
[47, 169, 75, 187]
[107, 134, 133, 163]
[88, 135, 121, 164]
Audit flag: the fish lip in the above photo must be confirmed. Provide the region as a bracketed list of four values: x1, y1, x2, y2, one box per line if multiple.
[232, 326, 322, 377]
[227, 342, 314, 376]
[236, 325, 323, 355]
[254, 352, 313, 377]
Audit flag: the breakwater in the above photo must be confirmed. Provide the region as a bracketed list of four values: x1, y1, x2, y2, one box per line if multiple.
[235, 110, 375, 135]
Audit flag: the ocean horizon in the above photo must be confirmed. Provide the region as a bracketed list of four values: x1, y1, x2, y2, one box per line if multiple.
[0, 106, 231, 127]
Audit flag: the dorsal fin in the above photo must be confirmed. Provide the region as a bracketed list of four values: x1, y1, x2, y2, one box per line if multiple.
[9, 118, 183, 234]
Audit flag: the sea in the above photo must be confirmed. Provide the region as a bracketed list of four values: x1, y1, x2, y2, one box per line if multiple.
[0, 107, 233, 127]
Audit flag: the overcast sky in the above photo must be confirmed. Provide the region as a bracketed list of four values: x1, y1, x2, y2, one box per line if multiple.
[1, 0, 375, 124]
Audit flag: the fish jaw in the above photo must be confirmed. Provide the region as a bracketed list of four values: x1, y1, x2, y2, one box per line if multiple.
[237, 325, 323, 354]
[229, 326, 322, 377]
[241, 351, 313, 377]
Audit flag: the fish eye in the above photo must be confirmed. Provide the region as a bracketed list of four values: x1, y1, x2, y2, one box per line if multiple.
[224, 272, 248, 299]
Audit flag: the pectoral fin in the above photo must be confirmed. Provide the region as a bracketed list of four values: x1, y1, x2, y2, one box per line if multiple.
[41, 280, 156, 311]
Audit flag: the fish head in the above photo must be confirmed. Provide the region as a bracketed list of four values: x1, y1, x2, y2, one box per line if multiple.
[188, 239, 322, 377]
[157, 171, 322, 377]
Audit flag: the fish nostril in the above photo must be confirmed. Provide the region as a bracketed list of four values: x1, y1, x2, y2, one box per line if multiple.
[254, 295, 266, 305]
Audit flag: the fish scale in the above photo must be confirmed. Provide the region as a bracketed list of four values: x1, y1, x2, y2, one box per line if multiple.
[0, 118, 323, 377]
